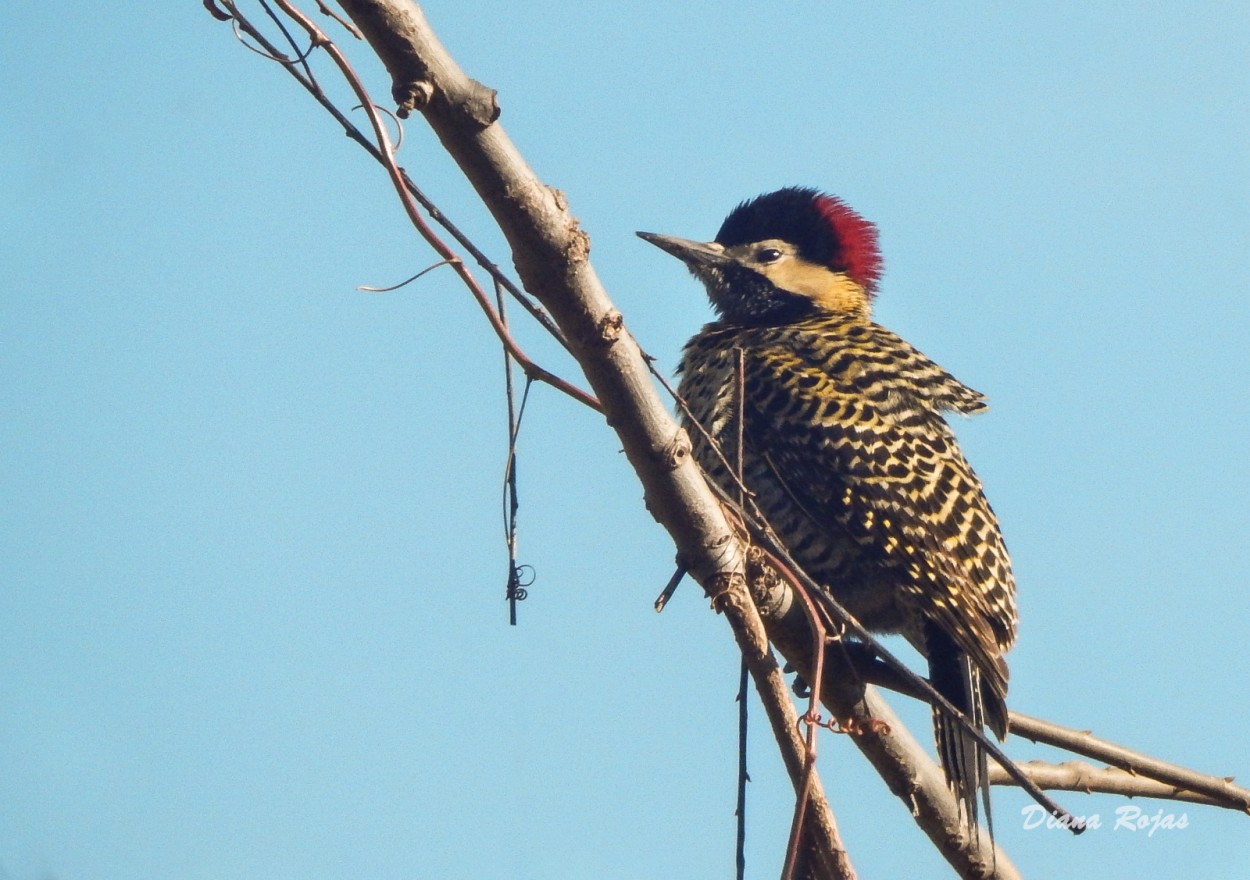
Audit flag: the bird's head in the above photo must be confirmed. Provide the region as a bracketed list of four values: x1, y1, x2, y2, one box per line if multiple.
[638, 187, 882, 324]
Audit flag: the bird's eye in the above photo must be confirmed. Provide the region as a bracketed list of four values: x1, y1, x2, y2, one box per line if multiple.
[756, 247, 783, 263]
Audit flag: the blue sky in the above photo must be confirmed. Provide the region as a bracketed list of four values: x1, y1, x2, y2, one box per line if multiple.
[2, 2, 1248, 878]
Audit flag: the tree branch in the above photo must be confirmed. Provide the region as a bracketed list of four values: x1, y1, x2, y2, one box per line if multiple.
[988, 760, 1245, 809]
[1007, 713, 1250, 813]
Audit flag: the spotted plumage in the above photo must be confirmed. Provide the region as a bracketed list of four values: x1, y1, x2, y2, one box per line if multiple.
[639, 187, 1018, 826]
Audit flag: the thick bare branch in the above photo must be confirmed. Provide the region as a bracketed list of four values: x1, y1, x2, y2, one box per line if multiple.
[327, 1, 854, 876]
[1008, 713, 1250, 813]
[989, 760, 1242, 809]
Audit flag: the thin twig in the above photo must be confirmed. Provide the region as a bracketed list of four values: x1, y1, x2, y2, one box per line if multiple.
[654, 565, 686, 612]
[314, 0, 364, 38]
[357, 258, 452, 291]
[735, 658, 749, 880]
[258, 0, 318, 80]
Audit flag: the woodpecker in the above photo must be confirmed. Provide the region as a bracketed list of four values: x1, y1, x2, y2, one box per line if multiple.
[638, 187, 1017, 826]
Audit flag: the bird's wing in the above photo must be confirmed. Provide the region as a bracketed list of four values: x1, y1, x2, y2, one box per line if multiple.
[741, 326, 1016, 704]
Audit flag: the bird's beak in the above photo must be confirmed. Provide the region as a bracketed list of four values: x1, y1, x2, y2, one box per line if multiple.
[636, 232, 729, 268]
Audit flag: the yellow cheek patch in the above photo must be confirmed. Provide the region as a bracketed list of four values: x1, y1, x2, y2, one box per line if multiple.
[760, 260, 871, 316]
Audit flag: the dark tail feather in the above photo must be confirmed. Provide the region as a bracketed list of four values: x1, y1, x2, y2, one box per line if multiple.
[927, 627, 995, 835]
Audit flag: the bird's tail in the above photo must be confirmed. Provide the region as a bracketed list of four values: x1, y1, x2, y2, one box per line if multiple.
[927, 629, 1004, 834]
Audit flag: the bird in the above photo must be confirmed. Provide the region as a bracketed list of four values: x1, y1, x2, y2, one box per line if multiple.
[637, 186, 1018, 828]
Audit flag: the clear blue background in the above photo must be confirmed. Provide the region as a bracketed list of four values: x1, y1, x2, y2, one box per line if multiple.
[3, 2, 1248, 877]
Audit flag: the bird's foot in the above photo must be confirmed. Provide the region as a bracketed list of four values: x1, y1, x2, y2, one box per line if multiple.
[816, 714, 891, 737]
